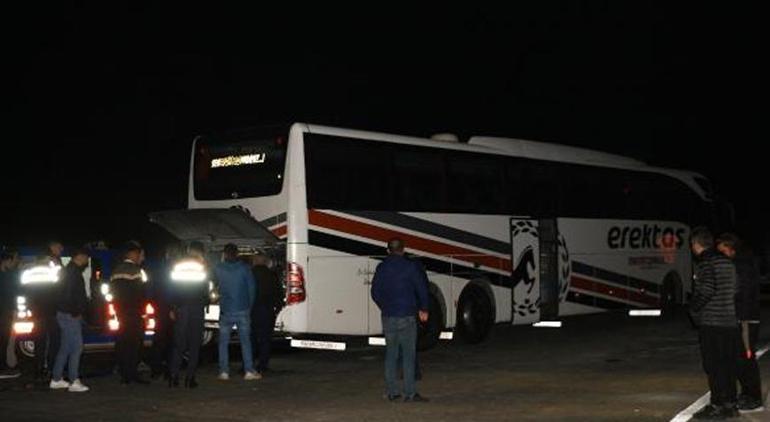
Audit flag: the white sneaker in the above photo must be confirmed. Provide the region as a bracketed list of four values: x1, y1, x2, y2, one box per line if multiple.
[244, 371, 262, 381]
[49, 379, 71, 390]
[217, 372, 230, 381]
[68, 379, 89, 393]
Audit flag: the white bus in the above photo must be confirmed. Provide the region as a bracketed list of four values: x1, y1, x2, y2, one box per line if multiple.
[150, 123, 718, 350]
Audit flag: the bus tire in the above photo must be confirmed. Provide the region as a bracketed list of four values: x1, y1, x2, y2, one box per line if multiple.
[417, 294, 444, 351]
[456, 285, 493, 344]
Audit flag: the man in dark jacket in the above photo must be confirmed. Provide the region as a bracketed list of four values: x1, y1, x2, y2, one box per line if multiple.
[0, 249, 20, 377]
[111, 241, 149, 384]
[371, 238, 429, 402]
[250, 252, 281, 374]
[214, 243, 259, 381]
[168, 242, 209, 388]
[24, 253, 62, 384]
[690, 227, 739, 419]
[716, 233, 763, 413]
[49, 249, 90, 392]
[148, 243, 180, 380]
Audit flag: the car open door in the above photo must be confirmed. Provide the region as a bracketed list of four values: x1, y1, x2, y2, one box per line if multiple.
[148, 208, 280, 250]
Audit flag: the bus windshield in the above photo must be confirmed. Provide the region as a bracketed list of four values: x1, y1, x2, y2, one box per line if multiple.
[193, 133, 288, 200]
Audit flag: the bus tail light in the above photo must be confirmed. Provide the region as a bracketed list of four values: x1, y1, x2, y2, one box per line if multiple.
[286, 262, 306, 305]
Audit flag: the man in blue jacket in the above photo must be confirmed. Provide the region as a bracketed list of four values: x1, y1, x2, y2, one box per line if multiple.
[371, 238, 429, 402]
[213, 243, 259, 381]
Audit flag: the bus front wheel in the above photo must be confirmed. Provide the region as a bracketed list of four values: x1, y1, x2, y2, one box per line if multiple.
[456, 285, 493, 344]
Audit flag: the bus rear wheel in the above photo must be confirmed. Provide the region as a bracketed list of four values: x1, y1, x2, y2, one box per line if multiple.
[456, 285, 493, 344]
[417, 294, 444, 351]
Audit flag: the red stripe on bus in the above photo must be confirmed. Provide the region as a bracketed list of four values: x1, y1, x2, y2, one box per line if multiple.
[309, 210, 512, 272]
[271, 225, 287, 238]
[570, 276, 658, 307]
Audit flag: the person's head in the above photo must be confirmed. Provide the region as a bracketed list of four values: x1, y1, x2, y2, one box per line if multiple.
[690, 226, 714, 256]
[716, 232, 741, 259]
[252, 252, 270, 267]
[164, 243, 183, 261]
[124, 241, 144, 264]
[188, 241, 206, 260]
[1, 249, 20, 271]
[71, 248, 90, 268]
[223, 243, 239, 262]
[387, 238, 405, 256]
[47, 241, 64, 258]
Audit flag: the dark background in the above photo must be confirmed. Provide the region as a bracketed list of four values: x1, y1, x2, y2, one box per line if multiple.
[0, 4, 763, 252]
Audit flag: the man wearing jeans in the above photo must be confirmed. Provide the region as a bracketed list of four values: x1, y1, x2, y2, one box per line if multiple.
[214, 244, 259, 381]
[371, 238, 429, 402]
[50, 249, 90, 392]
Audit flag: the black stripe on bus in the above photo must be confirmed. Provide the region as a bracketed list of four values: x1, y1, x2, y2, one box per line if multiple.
[260, 213, 287, 228]
[308, 230, 513, 289]
[566, 291, 628, 310]
[340, 210, 511, 255]
[571, 261, 659, 294]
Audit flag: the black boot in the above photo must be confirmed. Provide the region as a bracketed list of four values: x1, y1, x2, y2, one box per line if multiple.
[184, 376, 198, 389]
[169, 375, 179, 388]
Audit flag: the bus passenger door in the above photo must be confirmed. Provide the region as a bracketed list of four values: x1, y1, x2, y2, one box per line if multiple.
[511, 218, 560, 323]
[538, 219, 560, 320]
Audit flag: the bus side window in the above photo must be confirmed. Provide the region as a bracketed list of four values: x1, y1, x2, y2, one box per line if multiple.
[446, 152, 505, 214]
[393, 147, 446, 212]
[523, 160, 558, 217]
[304, 134, 392, 210]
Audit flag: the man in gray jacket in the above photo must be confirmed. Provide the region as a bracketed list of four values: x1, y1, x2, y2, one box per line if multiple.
[690, 227, 739, 419]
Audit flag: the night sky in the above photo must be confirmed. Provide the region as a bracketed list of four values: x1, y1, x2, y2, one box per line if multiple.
[1, 4, 762, 252]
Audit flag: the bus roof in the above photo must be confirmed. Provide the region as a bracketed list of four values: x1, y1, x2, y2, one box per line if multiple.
[300, 123, 709, 200]
[304, 123, 646, 168]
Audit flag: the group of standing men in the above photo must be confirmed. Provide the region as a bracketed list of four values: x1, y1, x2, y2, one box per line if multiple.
[149, 241, 282, 388]
[0, 239, 282, 392]
[690, 228, 763, 419]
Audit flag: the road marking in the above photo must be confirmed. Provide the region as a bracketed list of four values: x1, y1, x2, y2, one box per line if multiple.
[533, 321, 562, 328]
[629, 309, 662, 317]
[670, 344, 770, 422]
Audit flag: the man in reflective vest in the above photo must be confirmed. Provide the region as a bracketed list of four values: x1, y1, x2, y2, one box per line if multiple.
[168, 241, 209, 388]
[20, 255, 62, 385]
[111, 241, 149, 385]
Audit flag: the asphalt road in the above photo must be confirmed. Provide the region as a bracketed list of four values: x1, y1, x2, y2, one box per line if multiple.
[2, 308, 769, 422]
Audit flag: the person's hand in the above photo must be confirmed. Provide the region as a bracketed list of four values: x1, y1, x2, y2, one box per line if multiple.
[418, 310, 429, 323]
[169, 310, 176, 321]
[745, 349, 754, 360]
